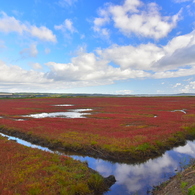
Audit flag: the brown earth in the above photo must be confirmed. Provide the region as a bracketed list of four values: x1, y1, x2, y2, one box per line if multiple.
[153, 161, 195, 195]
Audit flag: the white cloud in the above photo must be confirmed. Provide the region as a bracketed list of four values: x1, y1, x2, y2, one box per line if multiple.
[55, 19, 77, 33]
[115, 90, 133, 94]
[0, 60, 48, 83]
[0, 12, 26, 34]
[114, 153, 176, 194]
[45, 52, 150, 84]
[30, 62, 42, 69]
[80, 34, 85, 39]
[44, 48, 51, 54]
[58, 0, 77, 7]
[157, 90, 164, 94]
[0, 60, 66, 92]
[73, 45, 87, 56]
[93, 0, 181, 39]
[0, 28, 195, 92]
[95, 29, 195, 77]
[155, 30, 195, 71]
[96, 43, 164, 70]
[0, 39, 6, 50]
[153, 67, 195, 79]
[181, 81, 195, 93]
[0, 12, 56, 42]
[173, 83, 182, 87]
[41, 28, 195, 86]
[174, 0, 192, 3]
[28, 26, 57, 42]
[93, 7, 111, 38]
[20, 44, 38, 58]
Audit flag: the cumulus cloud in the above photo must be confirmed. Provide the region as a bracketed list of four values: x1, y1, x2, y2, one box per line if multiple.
[93, 0, 181, 39]
[42, 29, 195, 85]
[0, 12, 57, 42]
[20, 44, 38, 58]
[173, 83, 182, 88]
[0, 60, 62, 92]
[96, 43, 164, 70]
[55, 19, 77, 33]
[93, 7, 111, 39]
[155, 30, 195, 70]
[0, 60, 48, 83]
[153, 67, 195, 79]
[30, 62, 42, 69]
[95, 29, 195, 76]
[1, 21, 195, 91]
[181, 81, 195, 93]
[45, 52, 150, 84]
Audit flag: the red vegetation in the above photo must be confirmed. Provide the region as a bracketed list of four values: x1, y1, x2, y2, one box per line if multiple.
[0, 97, 195, 154]
[0, 136, 108, 195]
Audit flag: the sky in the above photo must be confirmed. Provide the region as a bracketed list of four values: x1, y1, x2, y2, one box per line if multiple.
[0, 0, 195, 94]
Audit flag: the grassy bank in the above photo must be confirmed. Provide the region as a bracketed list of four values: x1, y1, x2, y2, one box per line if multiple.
[0, 135, 114, 195]
[0, 124, 195, 163]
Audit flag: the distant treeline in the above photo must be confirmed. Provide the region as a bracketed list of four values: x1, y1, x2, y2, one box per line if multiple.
[0, 92, 194, 99]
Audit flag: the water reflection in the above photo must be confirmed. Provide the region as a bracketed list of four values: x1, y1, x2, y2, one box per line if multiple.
[0, 133, 52, 152]
[70, 142, 195, 195]
[0, 131, 195, 195]
[174, 141, 195, 157]
[22, 108, 92, 118]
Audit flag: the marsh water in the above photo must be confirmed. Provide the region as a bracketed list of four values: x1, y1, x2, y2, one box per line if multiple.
[1, 132, 195, 195]
[22, 108, 92, 119]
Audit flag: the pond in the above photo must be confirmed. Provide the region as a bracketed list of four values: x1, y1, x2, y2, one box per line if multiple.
[22, 108, 92, 119]
[0, 132, 195, 194]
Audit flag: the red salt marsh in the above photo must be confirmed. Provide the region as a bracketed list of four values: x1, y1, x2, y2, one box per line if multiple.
[0, 96, 195, 162]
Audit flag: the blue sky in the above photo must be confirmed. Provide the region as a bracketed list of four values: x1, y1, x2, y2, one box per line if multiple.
[0, 0, 195, 94]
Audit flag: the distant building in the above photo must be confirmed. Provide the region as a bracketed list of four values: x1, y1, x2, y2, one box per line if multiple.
[0, 93, 13, 98]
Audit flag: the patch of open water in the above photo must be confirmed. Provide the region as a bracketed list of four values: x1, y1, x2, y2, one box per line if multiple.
[53, 104, 74, 106]
[0, 132, 195, 194]
[171, 109, 187, 114]
[21, 108, 92, 119]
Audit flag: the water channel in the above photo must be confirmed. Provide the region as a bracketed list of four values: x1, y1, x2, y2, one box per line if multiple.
[1, 132, 195, 195]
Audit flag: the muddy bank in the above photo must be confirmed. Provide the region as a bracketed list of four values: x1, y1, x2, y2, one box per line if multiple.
[153, 160, 195, 195]
[1, 127, 194, 164]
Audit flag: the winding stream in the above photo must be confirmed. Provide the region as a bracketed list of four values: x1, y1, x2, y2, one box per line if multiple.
[1, 132, 195, 194]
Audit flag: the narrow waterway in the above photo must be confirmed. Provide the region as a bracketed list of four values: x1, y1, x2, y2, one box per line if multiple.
[1, 132, 195, 195]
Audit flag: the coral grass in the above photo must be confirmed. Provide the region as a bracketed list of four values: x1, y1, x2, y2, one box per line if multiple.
[0, 135, 109, 195]
[0, 97, 195, 161]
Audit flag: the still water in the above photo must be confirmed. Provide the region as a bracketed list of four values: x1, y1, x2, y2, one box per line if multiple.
[22, 108, 92, 118]
[0, 132, 195, 195]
